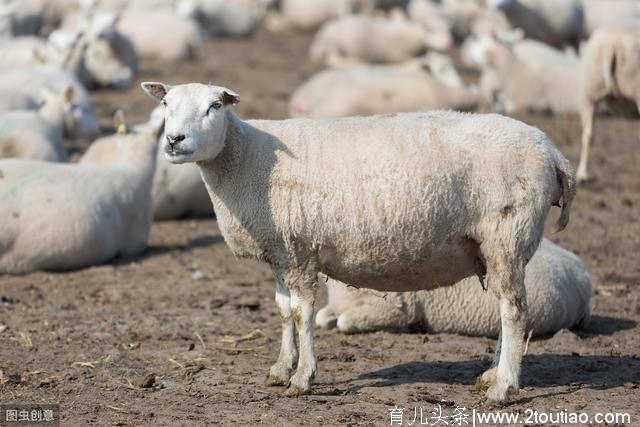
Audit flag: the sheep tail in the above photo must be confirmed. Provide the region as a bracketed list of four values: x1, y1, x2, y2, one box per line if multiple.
[554, 149, 576, 232]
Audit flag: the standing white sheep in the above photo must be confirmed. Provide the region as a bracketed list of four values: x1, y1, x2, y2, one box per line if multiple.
[0, 124, 162, 274]
[142, 81, 575, 404]
[316, 239, 591, 336]
[577, 23, 640, 183]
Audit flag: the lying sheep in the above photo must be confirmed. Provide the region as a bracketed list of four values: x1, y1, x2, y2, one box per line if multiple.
[0, 123, 162, 274]
[406, 0, 454, 50]
[577, 23, 640, 183]
[0, 86, 99, 161]
[81, 109, 212, 220]
[289, 56, 480, 118]
[274, 0, 353, 30]
[178, 0, 267, 37]
[309, 14, 436, 66]
[582, 0, 640, 36]
[142, 81, 575, 403]
[487, 0, 584, 50]
[116, 9, 203, 61]
[477, 36, 582, 114]
[317, 239, 591, 336]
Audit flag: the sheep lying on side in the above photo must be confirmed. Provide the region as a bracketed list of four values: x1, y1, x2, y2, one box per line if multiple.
[142, 81, 575, 404]
[577, 24, 640, 183]
[116, 9, 203, 61]
[0, 87, 100, 161]
[487, 0, 584, 50]
[0, 124, 162, 274]
[81, 109, 213, 220]
[317, 239, 591, 336]
[310, 14, 436, 66]
[289, 55, 480, 118]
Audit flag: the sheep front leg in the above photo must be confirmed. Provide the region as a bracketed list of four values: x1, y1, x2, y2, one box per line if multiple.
[265, 277, 298, 386]
[482, 251, 527, 404]
[577, 100, 595, 183]
[284, 274, 318, 397]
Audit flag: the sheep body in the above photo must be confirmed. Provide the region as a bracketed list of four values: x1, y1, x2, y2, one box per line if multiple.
[577, 23, 640, 182]
[0, 128, 159, 274]
[143, 81, 576, 403]
[317, 239, 591, 337]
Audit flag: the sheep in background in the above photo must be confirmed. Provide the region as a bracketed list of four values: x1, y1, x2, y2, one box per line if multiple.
[177, 0, 269, 38]
[81, 109, 213, 220]
[271, 0, 353, 31]
[468, 33, 582, 114]
[407, 0, 455, 49]
[289, 54, 480, 117]
[0, 122, 163, 274]
[487, 0, 584, 50]
[116, 9, 203, 61]
[317, 239, 591, 336]
[310, 13, 447, 67]
[142, 81, 575, 403]
[0, 86, 100, 161]
[577, 23, 640, 183]
[582, 0, 640, 36]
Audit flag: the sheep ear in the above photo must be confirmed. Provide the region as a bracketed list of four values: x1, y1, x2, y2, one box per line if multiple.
[141, 82, 171, 102]
[221, 89, 240, 106]
[113, 109, 128, 134]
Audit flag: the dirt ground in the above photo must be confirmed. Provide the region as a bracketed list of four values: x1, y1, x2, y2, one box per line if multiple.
[1, 30, 639, 426]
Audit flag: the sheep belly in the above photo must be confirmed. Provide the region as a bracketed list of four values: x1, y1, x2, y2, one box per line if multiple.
[318, 235, 480, 292]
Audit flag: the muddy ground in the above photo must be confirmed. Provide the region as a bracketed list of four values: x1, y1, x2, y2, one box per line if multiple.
[1, 29, 639, 426]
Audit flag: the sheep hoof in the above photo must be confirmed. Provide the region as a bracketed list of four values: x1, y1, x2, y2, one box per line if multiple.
[576, 173, 594, 185]
[283, 383, 310, 397]
[475, 367, 497, 392]
[264, 374, 289, 387]
[485, 383, 518, 406]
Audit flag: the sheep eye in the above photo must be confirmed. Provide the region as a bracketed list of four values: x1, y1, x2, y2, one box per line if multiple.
[161, 99, 167, 107]
[208, 101, 222, 113]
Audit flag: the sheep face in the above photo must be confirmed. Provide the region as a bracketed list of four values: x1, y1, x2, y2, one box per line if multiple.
[141, 82, 239, 164]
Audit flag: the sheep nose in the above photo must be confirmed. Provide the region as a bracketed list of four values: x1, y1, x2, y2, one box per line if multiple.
[166, 134, 185, 148]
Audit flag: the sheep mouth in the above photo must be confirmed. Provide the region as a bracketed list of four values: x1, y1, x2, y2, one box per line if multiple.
[165, 147, 193, 157]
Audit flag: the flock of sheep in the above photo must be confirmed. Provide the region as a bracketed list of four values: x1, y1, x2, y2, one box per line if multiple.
[0, 0, 637, 405]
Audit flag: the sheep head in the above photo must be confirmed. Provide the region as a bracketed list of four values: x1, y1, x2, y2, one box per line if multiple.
[141, 82, 239, 164]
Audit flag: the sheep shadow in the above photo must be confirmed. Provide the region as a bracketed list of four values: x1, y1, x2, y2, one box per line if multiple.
[347, 353, 640, 393]
[112, 234, 224, 266]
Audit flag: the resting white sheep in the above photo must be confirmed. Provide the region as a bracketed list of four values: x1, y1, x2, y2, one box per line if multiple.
[316, 239, 591, 336]
[273, 0, 353, 30]
[309, 14, 435, 66]
[116, 9, 203, 61]
[178, 0, 268, 37]
[0, 124, 162, 274]
[0, 86, 100, 161]
[142, 81, 575, 404]
[487, 0, 584, 49]
[577, 23, 640, 183]
[582, 0, 640, 36]
[289, 56, 480, 118]
[476, 36, 582, 114]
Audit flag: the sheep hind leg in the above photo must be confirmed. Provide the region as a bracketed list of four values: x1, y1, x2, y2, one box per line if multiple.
[481, 248, 527, 405]
[265, 277, 298, 386]
[577, 100, 596, 183]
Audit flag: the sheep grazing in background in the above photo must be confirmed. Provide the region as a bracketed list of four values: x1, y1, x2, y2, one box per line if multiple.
[0, 86, 100, 162]
[577, 23, 640, 183]
[487, 0, 584, 50]
[582, 0, 640, 36]
[116, 9, 203, 61]
[289, 54, 480, 117]
[142, 81, 575, 404]
[317, 239, 591, 336]
[81, 109, 213, 220]
[470, 33, 582, 114]
[0, 123, 163, 274]
[309, 14, 442, 66]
